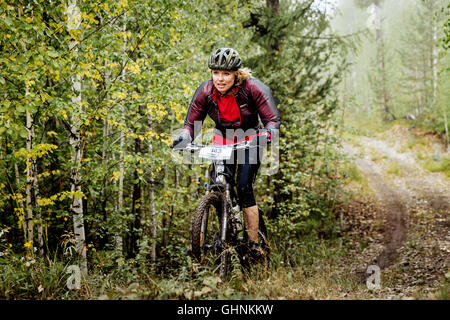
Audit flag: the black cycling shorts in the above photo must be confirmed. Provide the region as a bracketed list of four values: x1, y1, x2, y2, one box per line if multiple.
[210, 147, 261, 209]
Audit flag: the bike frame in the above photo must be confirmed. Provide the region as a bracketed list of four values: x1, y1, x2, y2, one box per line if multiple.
[212, 160, 231, 247]
[183, 141, 254, 250]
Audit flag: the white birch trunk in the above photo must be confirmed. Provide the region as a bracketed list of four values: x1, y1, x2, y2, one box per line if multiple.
[429, 1, 447, 149]
[432, 13, 437, 102]
[115, 13, 128, 254]
[32, 157, 44, 256]
[25, 107, 33, 252]
[67, 0, 87, 277]
[19, 3, 34, 253]
[150, 182, 156, 263]
[101, 15, 109, 227]
[116, 131, 124, 253]
[146, 114, 156, 263]
[374, 1, 390, 120]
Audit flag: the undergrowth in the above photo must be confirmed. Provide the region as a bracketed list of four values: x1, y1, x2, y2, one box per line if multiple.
[0, 231, 355, 300]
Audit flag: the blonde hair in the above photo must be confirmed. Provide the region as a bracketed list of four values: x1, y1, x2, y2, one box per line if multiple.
[210, 67, 252, 86]
[235, 67, 252, 86]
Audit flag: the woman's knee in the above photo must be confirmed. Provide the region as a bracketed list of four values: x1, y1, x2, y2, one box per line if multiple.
[237, 183, 256, 208]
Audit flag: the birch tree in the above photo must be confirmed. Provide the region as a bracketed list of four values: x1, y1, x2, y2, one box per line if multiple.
[16, 1, 35, 254]
[33, 157, 44, 256]
[355, 0, 395, 120]
[66, 0, 87, 277]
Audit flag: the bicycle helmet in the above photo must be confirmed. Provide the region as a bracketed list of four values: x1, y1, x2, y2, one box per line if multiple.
[208, 48, 242, 71]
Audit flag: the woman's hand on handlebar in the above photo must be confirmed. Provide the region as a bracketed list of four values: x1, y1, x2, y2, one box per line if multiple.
[170, 131, 192, 150]
[249, 130, 271, 147]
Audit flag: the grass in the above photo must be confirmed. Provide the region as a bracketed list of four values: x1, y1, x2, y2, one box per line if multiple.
[423, 156, 450, 177]
[397, 134, 429, 154]
[0, 251, 83, 299]
[342, 133, 361, 146]
[437, 275, 450, 300]
[343, 163, 364, 182]
[369, 151, 387, 162]
[0, 234, 375, 300]
[235, 238, 374, 300]
[340, 162, 374, 198]
[343, 117, 389, 137]
[386, 161, 406, 176]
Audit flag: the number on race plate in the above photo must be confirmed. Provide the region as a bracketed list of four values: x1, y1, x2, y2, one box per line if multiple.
[198, 146, 233, 160]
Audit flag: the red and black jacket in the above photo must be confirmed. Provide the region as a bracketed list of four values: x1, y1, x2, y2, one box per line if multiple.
[182, 77, 281, 141]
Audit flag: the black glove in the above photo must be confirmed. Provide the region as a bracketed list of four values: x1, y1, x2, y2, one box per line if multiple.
[170, 131, 192, 150]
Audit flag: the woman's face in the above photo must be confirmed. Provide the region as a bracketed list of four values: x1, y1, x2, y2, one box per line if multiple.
[211, 69, 236, 94]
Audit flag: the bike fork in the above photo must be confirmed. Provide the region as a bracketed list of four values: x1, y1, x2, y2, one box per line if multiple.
[220, 184, 231, 243]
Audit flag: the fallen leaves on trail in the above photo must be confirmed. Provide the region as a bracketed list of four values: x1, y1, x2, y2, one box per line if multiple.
[335, 197, 385, 248]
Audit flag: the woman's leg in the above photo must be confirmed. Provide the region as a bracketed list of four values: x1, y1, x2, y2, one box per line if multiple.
[237, 156, 260, 242]
[242, 205, 259, 242]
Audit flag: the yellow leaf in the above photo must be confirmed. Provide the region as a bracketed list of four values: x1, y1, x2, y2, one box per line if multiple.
[111, 171, 121, 181]
[113, 92, 127, 100]
[119, 0, 128, 8]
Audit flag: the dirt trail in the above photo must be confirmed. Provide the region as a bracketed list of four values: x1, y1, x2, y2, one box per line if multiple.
[343, 130, 450, 297]
[344, 142, 408, 271]
[355, 156, 407, 269]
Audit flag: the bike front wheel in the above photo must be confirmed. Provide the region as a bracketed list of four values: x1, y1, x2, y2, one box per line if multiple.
[191, 191, 226, 263]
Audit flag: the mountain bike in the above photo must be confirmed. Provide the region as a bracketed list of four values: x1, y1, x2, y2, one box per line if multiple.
[178, 141, 269, 279]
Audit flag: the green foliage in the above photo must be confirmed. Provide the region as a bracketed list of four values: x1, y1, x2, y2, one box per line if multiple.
[0, 0, 245, 259]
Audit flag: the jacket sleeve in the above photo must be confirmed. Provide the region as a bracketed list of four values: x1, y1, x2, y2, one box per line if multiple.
[182, 80, 210, 140]
[249, 78, 281, 132]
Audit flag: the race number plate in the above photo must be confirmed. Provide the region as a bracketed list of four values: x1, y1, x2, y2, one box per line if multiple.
[199, 146, 233, 160]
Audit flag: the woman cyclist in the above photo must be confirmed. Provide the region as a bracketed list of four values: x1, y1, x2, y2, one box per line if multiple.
[171, 48, 281, 256]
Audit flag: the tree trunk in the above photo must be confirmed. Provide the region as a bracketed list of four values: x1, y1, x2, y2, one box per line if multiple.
[265, 0, 284, 219]
[167, 168, 178, 246]
[67, 0, 87, 277]
[430, 1, 437, 103]
[25, 108, 34, 252]
[19, 2, 34, 253]
[101, 38, 110, 242]
[115, 13, 128, 255]
[374, 2, 393, 121]
[146, 113, 156, 263]
[163, 168, 177, 247]
[150, 181, 156, 263]
[267, 0, 281, 52]
[116, 127, 124, 254]
[32, 158, 44, 256]
[128, 134, 142, 258]
[266, 0, 279, 13]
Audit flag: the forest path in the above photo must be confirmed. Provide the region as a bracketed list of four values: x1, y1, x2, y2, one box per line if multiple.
[342, 126, 449, 298]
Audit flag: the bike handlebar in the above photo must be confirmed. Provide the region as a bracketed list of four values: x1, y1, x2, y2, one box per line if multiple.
[178, 141, 256, 152]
